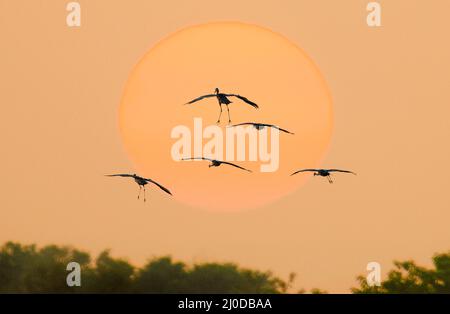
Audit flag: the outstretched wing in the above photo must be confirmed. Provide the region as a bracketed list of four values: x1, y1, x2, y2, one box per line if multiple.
[181, 157, 214, 162]
[226, 94, 259, 108]
[229, 122, 294, 134]
[105, 174, 134, 178]
[228, 122, 255, 127]
[277, 127, 294, 135]
[260, 124, 294, 135]
[290, 169, 319, 176]
[185, 94, 216, 105]
[144, 178, 172, 195]
[220, 161, 252, 172]
[327, 169, 357, 175]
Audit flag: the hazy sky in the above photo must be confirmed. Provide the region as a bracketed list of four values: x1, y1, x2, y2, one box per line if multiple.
[1, 0, 449, 292]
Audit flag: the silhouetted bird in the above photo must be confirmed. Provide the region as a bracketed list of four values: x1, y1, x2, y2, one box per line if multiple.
[290, 169, 356, 184]
[185, 88, 259, 123]
[106, 173, 172, 202]
[181, 157, 252, 173]
[229, 122, 294, 134]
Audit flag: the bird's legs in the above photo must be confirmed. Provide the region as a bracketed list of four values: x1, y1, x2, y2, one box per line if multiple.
[143, 186, 146, 202]
[327, 175, 333, 184]
[216, 102, 223, 123]
[138, 186, 142, 199]
[226, 104, 231, 124]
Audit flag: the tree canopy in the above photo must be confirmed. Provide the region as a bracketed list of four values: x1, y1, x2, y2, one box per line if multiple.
[0, 242, 288, 293]
[0, 242, 448, 293]
[352, 251, 450, 293]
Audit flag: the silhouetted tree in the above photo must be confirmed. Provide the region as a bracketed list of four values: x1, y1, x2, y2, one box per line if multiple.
[134, 256, 188, 293]
[0, 242, 90, 293]
[83, 250, 134, 293]
[0, 242, 289, 293]
[184, 263, 283, 293]
[352, 251, 450, 293]
[2, 242, 447, 293]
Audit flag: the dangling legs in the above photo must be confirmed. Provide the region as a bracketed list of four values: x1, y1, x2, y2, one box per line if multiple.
[143, 186, 146, 202]
[226, 104, 231, 123]
[138, 185, 142, 199]
[327, 175, 333, 184]
[216, 102, 223, 123]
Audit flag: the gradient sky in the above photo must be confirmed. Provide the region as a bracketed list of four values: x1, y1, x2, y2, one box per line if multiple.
[1, 0, 449, 292]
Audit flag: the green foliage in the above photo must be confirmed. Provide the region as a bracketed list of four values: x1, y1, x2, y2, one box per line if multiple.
[0, 242, 90, 293]
[1, 242, 448, 293]
[134, 256, 188, 293]
[83, 250, 134, 293]
[0, 242, 289, 293]
[185, 263, 283, 293]
[352, 251, 450, 294]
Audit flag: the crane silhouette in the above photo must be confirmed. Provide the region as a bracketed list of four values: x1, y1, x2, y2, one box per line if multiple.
[106, 174, 172, 202]
[290, 169, 356, 184]
[185, 88, 259, 124]
[181, 157, 252, 173]
[229, 122, 294, 135]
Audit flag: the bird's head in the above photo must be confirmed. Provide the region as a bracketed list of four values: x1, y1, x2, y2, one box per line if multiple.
[214, 88, 219, 94]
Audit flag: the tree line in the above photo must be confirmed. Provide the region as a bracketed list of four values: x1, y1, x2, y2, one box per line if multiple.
[0, 242, 448, 293]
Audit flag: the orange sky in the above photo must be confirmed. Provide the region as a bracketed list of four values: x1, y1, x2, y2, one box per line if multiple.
[1, 0, 449, 292]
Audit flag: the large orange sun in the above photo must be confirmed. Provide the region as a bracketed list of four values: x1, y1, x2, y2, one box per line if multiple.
[119, 22, 333, 211]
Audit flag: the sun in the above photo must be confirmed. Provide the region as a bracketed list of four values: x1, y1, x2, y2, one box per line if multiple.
[119, 22, 333, 212]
